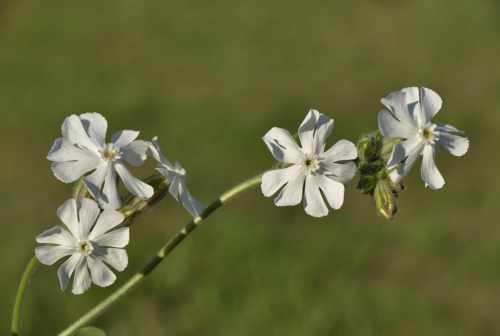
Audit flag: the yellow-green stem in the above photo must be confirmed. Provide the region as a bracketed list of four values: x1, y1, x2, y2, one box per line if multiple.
[11, 255, 39, 336]
[57, 173, 263, 336]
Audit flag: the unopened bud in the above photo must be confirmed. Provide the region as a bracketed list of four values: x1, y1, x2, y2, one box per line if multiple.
[377, 137, 403, 163]
[358, 174, 377, 195]
[73, 177, 92, 201]
[374, 180, 397, 220]
[119, 174, 170, 227]
[357, 132, 379, 162]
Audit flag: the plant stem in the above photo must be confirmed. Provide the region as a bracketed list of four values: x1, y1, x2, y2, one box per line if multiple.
[58, 173, 264, 336]
[11, 255, 39, 336]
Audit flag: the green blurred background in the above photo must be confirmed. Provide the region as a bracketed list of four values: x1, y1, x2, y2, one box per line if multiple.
[1, 0, 499, 335]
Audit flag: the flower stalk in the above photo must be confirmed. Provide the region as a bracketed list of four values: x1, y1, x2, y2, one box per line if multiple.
[11, 255, 39, 336]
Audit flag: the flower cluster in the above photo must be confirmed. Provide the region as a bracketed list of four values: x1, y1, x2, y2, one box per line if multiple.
[37, 113, 203, 294]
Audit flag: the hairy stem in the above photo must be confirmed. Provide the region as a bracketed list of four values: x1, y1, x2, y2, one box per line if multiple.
[57, 173, 264, 336]
[11, 255, 39, 336]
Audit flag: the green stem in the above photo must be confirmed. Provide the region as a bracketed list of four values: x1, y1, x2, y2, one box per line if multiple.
[11, 255, 39, 336]
[58, 173, 264, 336]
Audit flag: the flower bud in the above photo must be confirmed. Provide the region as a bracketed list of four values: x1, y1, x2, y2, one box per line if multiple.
[357, 132, 379, 162]
[119, 174, 171, 227]
[377, 137, 403, 163]
[72, 177, 92, 201]
[358, 174, 377, 195]
[374, 180, 398, 220]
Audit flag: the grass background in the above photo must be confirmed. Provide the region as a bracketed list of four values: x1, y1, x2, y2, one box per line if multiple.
[1, 0, 499, 335]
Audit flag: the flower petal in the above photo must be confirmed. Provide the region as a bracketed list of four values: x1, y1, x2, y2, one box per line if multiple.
[35, 246, 75, 265]
[110, 130, 139, 148]
[83, 162, 110, 199]
[89, 209, 125, 240]
[381, 91, 418, 129]
[274, 168, 306, 206]
[51, 156, 101, 183]
[315, 174, 345, 210]
[322, 161, 356, 184]
[87, 257, 116, 288]
[77, 198, 100, 239]
[36, 226, 76, 247]
[149, 137, 174, 168]
[71, 257, 91, 295]
[99, 164, 121, 210]
[178, 181, 204, 217]
[114, 162, 154, 200]
[420, 87, 442, 124]
[386, 138, 423, 169]
[303, 175, 328, 217]
[313, 113, 334, 155]
[47, 138, 98, 162]
[378, 110, 416, 139]
[438, 133, 469, 157]
[401, 87, 423, 125]
[57, 253, 82, 291]
[164, 172, 180, 199]
[61, 115, 99, 152]
[57, 199, 80, 240]
[79, 112, 108, 147]
[421, 144, 445, 190]
[389, 141, 425, 183]
[93, 227, 129, 248]
[261, 165, 302, 197]
[298, 109, 319, 154]
[263, 127, 303, 164]
[121, 140, 149, 167]
[436, 124, 465, 134]
[322, 139, 357, 162]
[94, 246, 128, 272]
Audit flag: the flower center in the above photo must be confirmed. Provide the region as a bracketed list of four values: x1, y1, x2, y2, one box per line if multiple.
[77, 240, 94, 256]
[101, 144, 122, 161]
[423, 128, 434, 140]
[303, 156, 319, 173]
[104, 149, 119, 159]
[305, 158, 315, 168]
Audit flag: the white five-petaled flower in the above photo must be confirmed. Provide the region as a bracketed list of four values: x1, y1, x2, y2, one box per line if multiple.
[35, 198, 129, 295]
[48, 112, 154, 209]
[378, 87, 469, 189]
[148, 137, 204, 217]
[261, 109, 357, 218]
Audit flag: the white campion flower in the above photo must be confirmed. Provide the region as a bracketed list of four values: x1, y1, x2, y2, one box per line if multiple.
[378, 87, 469, 189]
[35, 198, 129, 295]
[47, 112, 154, 209]
[261, 109, 357, 218]
[147, 137, 203, 217]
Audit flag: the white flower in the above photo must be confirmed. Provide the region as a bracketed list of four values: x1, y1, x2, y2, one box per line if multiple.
[148, 137, 203, 217]
[35, 198, 129, 295]
[378, 87, 469, 189]
[261, 109, 357, 218]
[48, 113, 154, 209]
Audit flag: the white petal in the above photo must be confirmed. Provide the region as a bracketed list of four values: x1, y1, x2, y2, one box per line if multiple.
[47, 138, 98, 162]
[114, 162, 154, 199]
[35, 246, 75, 265]
[94, 246, 128, 272]
[438, 133, 469, 157]
[298, 109, 319, 154]
[322, 161, 356, 184]
[263, 127, 303, 164]
[83, 162, 110, 199]
[79, 112, 108, 147]
[121, 140, 149, 167]
[313, 113, 334, 155]
[421, 144, 445, 190]
[387, 138, 423, 169]
[315, 174, 345, 210]
[110, 130, 139, 148]
[261, 165, 302, 197]
[420, 87, 442, 124]
[61, 115, 99, 152]
[165, 173, 180, 199]
[401, 87, 420, 105]
[149, 137, 173, 168]
[436, 124, 465, 134]
[77, 198, 100, 239]
[89, 209, 125, 240]
[57, 253, 82, 291]
[274, 168, 306, 206]
[378, 110, 416, 139]
[303, 175, 328, 217]
[93, 228, 129, 248]
[87, 257, 116, 288]
[322, 139, 357, 162]
[57, 199, 80, 240]
[178, 182, 204, 217]
[400, 87, 423, 126]
[36, 226, 76, 247]
[389, 142, 424, 183]
[381, 91, 418, 129]
[71, 257, 91, 295]
[51, 156, 101, 183]
[99, 164, 121, 210]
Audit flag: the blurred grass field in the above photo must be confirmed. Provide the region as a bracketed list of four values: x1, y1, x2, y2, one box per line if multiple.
[1, 0, 500, 335]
